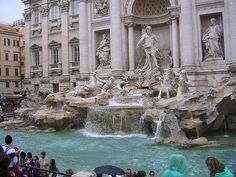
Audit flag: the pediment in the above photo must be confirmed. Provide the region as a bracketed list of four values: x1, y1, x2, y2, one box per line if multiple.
[49, 40, 61, 47]
[69, 37, 79, 44]
[31, 44, 42, 50]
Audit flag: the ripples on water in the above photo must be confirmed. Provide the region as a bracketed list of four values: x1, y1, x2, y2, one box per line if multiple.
[0, 130, 235, 177]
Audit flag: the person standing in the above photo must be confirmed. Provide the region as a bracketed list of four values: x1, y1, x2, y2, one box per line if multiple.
[205, 157, 233, 177]
[125, 168, 132, 177]
[39, 151, 51, 177]
[162, 154, 188, 177]
[2, 135, 20, 177]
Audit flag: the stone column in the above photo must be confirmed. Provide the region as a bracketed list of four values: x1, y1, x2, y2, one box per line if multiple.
[23, 9, 31, 78]
[79, 0, 89, 73]
[228, 1, 236, 62]
[171, 17, 179, 68]
[128, 23, 135, 70]
[60, 1, 69, 75]
[41, 3, 49, 77]
[110, 0, 123, 70]
[179, 0, 194, 67]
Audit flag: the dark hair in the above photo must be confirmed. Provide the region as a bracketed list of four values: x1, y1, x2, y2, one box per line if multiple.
[0, 153, 11, 177]
[20, 151, 26, 164]
[0, 145, 3, 153]
[34, 155, 39, 161]
[41, 152, 46, 155]
[5, 135, 13, 144]
[27, 152, 33, 158]
[65, 169, 74, 175]
[149, 171, 155, 175]
[127, 168, 132, 173]
[97, 173, 102, 177]
[205, 157, 225, 177]
[50, 159, 57, 171]
[134, 171, 146, 177]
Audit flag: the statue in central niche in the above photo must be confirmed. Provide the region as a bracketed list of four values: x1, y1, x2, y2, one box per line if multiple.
[96, 34, 111, 69]
[136, 26, 161, 71]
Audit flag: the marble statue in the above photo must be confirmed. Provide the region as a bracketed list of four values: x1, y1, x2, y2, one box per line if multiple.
[158, 67, 178, 99]
[177, 70, 189, 96]
[202, 18, 223, 60]
[136, 26, 160, 71]
[94, 0, 109, 15]
[96, 75, 115, 93]
[75, 73, 98, 97]
[96, 34, 111, 69]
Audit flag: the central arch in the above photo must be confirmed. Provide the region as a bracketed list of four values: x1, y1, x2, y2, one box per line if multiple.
[126, 0, 171, 16]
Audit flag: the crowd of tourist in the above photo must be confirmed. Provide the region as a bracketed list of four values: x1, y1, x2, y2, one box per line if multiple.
[124, 154, 235, 177]
[0, 135, 235, 177]
[0, 135, 74, 177]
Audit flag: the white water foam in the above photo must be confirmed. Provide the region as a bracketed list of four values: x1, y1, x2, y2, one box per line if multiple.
[79, 129, 147, 138]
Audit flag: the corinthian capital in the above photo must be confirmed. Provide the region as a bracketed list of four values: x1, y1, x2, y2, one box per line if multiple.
[23, 9, 31, 21]
[40, 4, 49, 17]
[59, 0, 69, 12]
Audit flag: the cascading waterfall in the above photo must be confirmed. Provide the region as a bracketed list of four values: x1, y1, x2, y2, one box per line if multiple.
[108, 96, 144, 107]
[119, 111, 128, 132]
[223, 115, 229, 137]
[155, 111, 166, 138]
[139, 112, 146, 132]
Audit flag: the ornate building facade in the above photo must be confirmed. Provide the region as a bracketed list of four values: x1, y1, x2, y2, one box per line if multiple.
[0, 21, 25, 98]
[22, 0, 236, 93]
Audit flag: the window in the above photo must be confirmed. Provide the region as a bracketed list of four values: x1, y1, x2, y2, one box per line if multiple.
[51, 5, 59, 20]
[5, 68, 9, 76]
[23, 41, 25, 46]
[72, 45, 80, 62]
[4, 38, 7, 46]
[33, 10, 40, 24]
[21, 74, 24, 80]
[53, 83, 59, 93]
[17, 40, 20, 47]
[51, 48, 59, 64]
[73, 82, 76, 88]
[5, 53, 9, 61]
[15, 68, 19, 76]
[6, 82, 10, 88]
[72, 0, 79, 15]
[14, 54, 18, 61]
[33, 51, 40, 66]
[15, 82, 19, 88]
[4, 38, 10, 46]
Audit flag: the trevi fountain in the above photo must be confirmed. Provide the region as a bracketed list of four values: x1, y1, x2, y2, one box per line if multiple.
[1, 0, 236, 176]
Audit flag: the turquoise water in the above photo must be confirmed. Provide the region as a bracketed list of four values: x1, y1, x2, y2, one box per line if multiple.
[0, 130, 235, 177]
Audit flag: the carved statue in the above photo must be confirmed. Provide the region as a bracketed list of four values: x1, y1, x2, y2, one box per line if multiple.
[158, 67, 178, 99]
[96, 75, 115, 93]
[113, 75, 128, 95]
[94, 0, 109, 15]
[136, 26, 161, 71]
[202, 18, 223, 60]
[177, 70, 189, 96]
[96, 34, 111, 69]
[75, 73, 98, 97]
